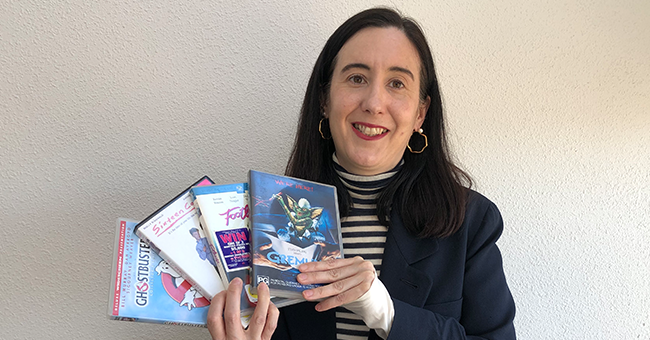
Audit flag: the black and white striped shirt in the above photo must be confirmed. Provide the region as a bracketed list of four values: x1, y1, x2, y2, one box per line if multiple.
[333, 154, 402, 340]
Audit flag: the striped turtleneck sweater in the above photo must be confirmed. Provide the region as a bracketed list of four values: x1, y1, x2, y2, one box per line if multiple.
[332, 154, 402, 340]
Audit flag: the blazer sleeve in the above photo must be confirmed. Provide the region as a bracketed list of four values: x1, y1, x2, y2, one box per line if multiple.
[384, 196, 516, 340]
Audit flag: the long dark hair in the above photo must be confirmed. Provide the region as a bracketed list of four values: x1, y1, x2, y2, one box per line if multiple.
[285, 8, 471, 238]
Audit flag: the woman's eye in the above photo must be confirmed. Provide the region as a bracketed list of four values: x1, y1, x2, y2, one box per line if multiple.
[390, 80, 405, 89]
[349, 75, 365, 84]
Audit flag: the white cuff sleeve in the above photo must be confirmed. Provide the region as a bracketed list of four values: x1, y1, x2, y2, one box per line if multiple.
[342, 274, 395, 339]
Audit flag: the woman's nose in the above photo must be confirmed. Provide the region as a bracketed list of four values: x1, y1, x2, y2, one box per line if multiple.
[360, 83, 387, 115]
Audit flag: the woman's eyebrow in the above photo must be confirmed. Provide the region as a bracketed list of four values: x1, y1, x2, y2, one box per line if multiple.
[389, 66, 414, 80]
[340, 63, 370, 73]
[340, 63, 414, 81]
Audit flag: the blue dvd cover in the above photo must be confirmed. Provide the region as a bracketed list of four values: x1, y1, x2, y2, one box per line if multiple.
[248, 170, 343, 299]
[108, 218, 210, 326]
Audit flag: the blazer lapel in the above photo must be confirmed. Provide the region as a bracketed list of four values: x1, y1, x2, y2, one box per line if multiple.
[379, 211, 439, 307]
[386, 212, 439, 264]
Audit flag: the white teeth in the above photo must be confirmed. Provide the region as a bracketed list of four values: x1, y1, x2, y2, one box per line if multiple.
[354, 124, 387, 137]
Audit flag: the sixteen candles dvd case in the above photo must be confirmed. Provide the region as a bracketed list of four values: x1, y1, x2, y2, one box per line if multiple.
[248, 170, 343, 299]
[109, 218, 210, 326]
[133, 176, 225, 300]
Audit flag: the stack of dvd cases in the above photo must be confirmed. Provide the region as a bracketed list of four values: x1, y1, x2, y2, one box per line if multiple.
[109, 172, 342, 327]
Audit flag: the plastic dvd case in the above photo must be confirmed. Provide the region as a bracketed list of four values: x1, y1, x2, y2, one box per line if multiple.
[248, 170, 344, 299]
[109, 218, 210, 326]
[133, 176, 225, 300]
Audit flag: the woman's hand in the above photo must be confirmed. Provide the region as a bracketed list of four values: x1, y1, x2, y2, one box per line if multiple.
[207, 278, 279, 340]
[297, 256, 375, 311]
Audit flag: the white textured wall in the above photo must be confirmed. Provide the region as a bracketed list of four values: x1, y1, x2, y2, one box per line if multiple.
[1, 0, 648, 339]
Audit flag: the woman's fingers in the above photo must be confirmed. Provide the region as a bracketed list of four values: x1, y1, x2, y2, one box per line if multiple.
[315, 279, 374, 311]
[303, 268, 375, 306]
[223, 278, 245, 334]
[247, 282, 279, 340]
[247, 281, 270, 337]
[298, 256, 362, 273]
[297, 256, 375, 310]
[207, 278, 279, 340]
[298, 256, 373, 283]
[298, 257, 374, 284]
[261, 303, 280, 340]
[207, 291, 227, 340]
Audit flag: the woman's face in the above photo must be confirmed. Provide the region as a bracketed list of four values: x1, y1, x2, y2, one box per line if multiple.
[325, 27, 429, 176]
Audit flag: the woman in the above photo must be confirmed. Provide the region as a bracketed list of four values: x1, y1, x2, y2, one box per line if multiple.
[208, 8, 516, 340]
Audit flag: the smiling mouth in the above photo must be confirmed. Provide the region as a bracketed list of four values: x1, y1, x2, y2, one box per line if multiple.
[353, 123, 388, 137]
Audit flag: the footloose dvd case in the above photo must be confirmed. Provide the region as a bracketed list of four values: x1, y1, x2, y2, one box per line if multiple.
[109, 218, 210, 326]
[248, 170, 344, 299]
[190, 183, 301, 312]
[190, 183, 252, 289]
[133, 176, 225, 300]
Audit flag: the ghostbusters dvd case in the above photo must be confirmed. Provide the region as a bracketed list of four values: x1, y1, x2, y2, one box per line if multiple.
[248, 170, 343, 299]
[109, 218, 211, 326]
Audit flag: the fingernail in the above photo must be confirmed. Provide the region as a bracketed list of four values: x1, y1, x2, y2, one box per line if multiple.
[314, 303, 322, 311]
[303, 290, 313, 298]
[297, 274, 306, 282]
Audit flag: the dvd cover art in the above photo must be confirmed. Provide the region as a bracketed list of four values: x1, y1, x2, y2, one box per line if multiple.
[190, 183, 256, 312]
[249, 170, 343, 299]
[109, 218, 210, 326]
[190, 183, 251, 287]
[133, 176, 225, 300]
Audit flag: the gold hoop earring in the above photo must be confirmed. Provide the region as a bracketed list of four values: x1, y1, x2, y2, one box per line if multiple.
[407, 128, 428, 153]
[319, 118, 332, 140]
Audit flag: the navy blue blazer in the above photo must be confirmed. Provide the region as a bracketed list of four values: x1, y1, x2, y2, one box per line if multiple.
[272, 191, 516, 339]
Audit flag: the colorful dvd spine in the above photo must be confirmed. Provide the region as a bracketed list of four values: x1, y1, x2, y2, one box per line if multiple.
[133, 176, 225, 300]
[108, 218, 210, 326]
[248, 170, 344, 299]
